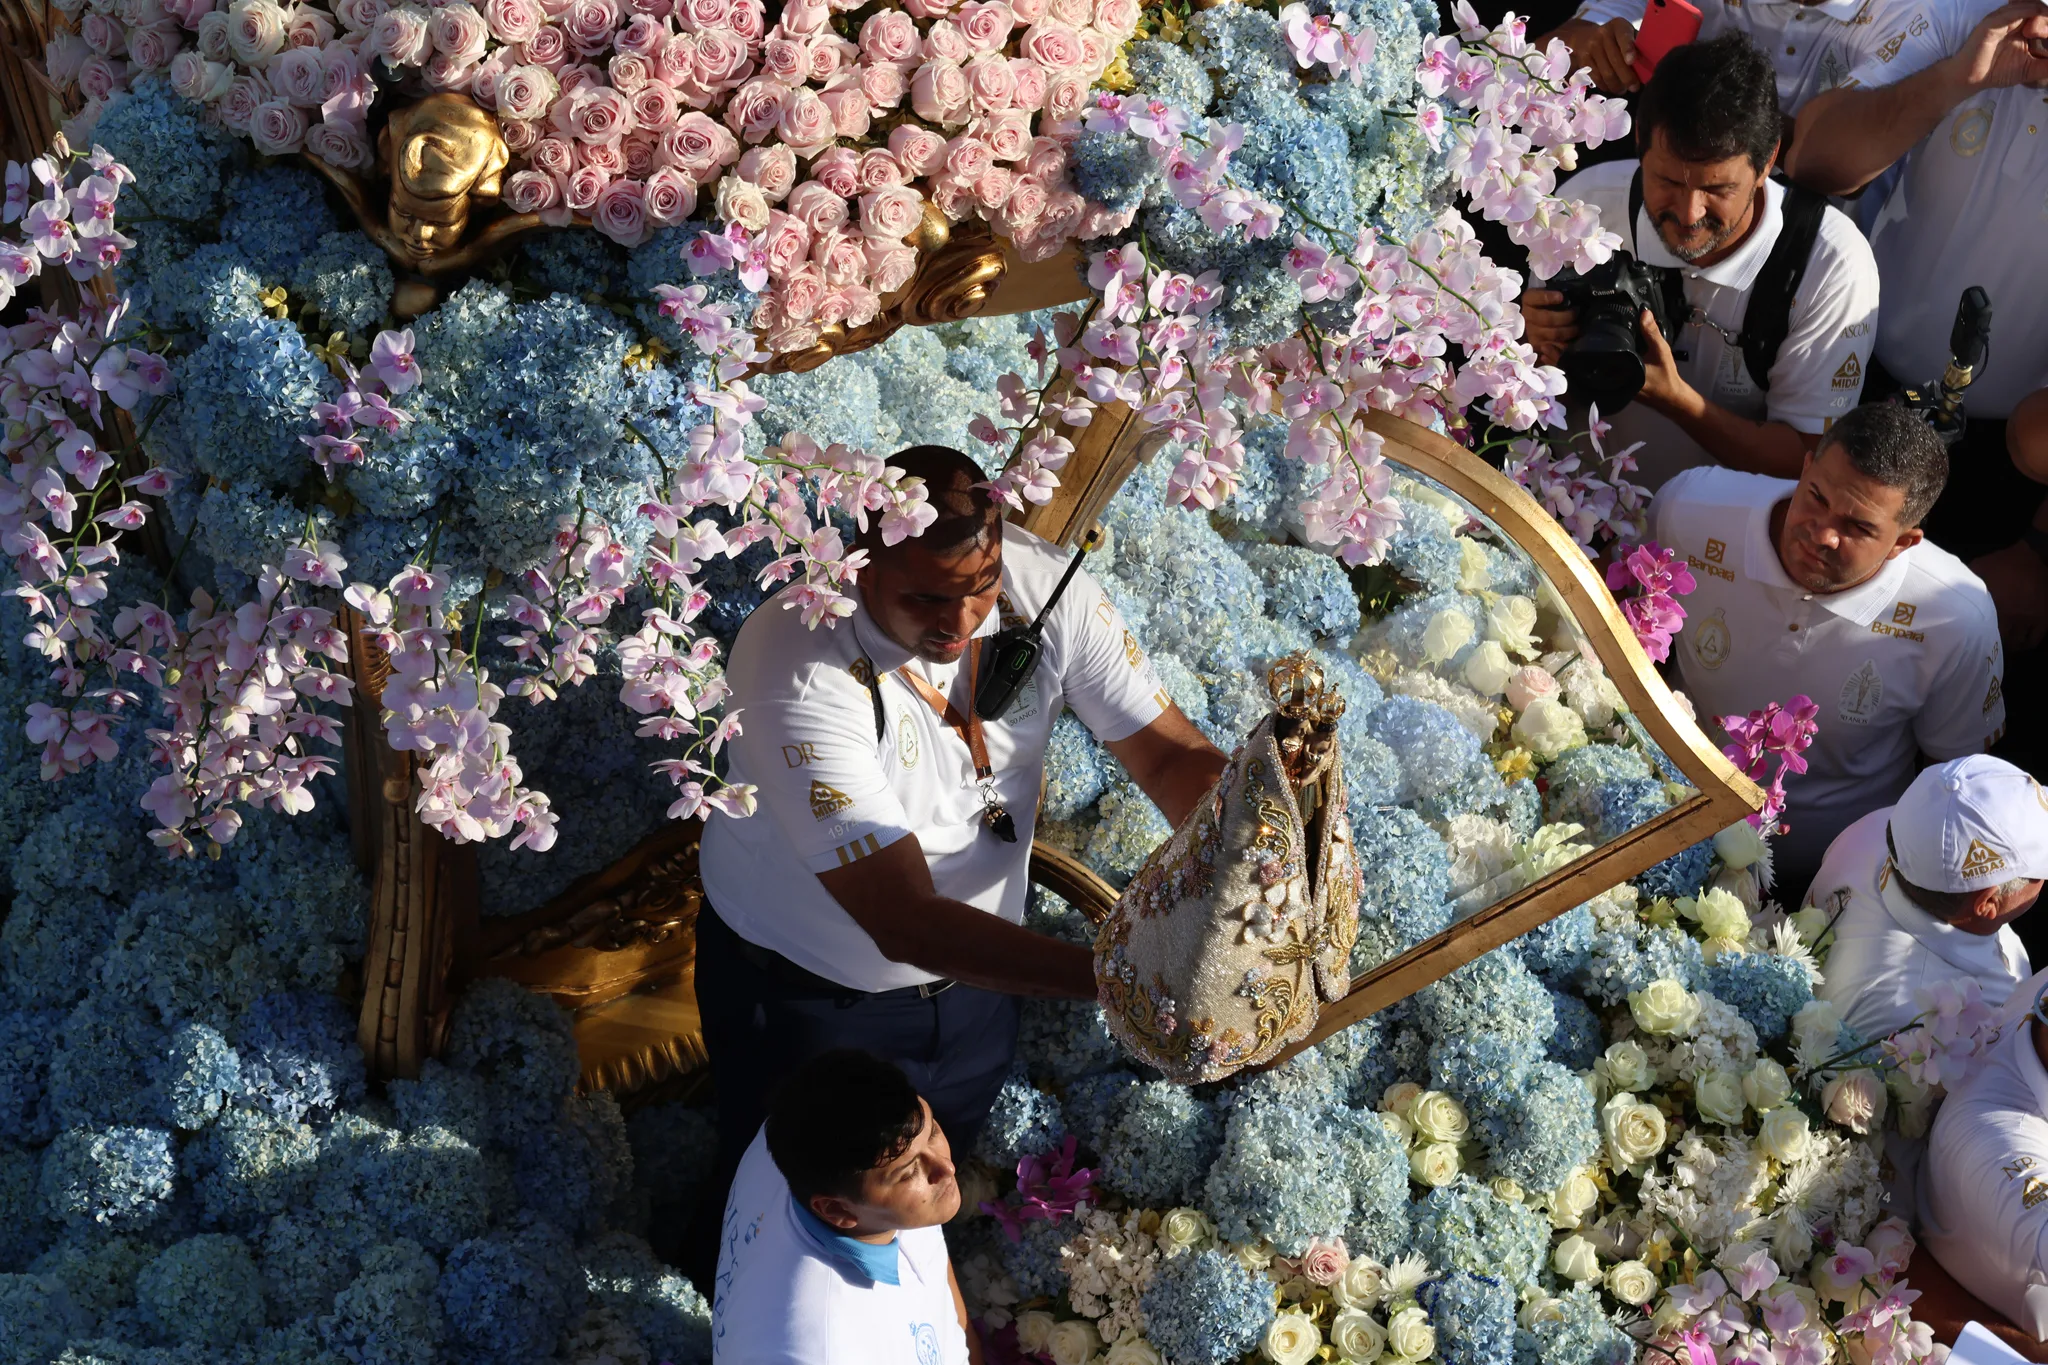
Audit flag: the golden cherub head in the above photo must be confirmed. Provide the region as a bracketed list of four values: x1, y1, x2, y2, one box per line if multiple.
[376, 94, 511, 258]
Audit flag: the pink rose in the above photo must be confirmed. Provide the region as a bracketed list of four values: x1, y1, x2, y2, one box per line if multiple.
[973, 164, 1013, 208]
[864, 241, 916, 292]
[857, 60, 905, 109]
[1047, 0, 1088, 24]
[761, 210, 812, 278]
[215, 70, 267, 128]
[622, 131, 658, 175]
[836, 282, 881, 326]
[629, 78, 677, 129]
[367, 6, 430, 65]
[923, 18, 969, 62]
[660, 111, 738, 177]
[428, 1, 488, 60]
[956, 0, 1015, 49]
[334, 0, 389, 33]
[305, 116, 374, 167]
[285, 8, 336, 48]
[195, 10, 232, 60]
[763, 314, 821, 355]
[964, 52, 1014, 111]
[1007, 0, 1045, 20]
[714, 172, 771, 230]
[778, 0, 826, 34]
[857, 9, 917, 63]
[1075, 26, 1109, 74]
[761, 33, 807, 83]
[1505, 666, 1560, 712]
[815, 286, 853, 326]
[1041, 68, 1088, 119]
[785, 180, 848, 231]
[999, 173, 1047, 228]
[502, 116, 540, 150]
[736, 142, 796, 198]
[623, 0, 673, 14]
[608, 50, 653, 91]
[813, 225, 866, 285]
[593, 178, 651, 244]
[1022, 132, 1065, 178]
[855, 147, 905, 190]
[521, 23, 567, 65]
[1019, 19, 1082, 68]
[978, 109, 1031, 161]
[858, 183, 924, 243]
[942, 132, 991, 182]
[504, 167, 562, 212]
[775, 86, 834, 154]
[530, 135, 576, 175]
[80, 12, 122, 55]
[777, 263, 828, 320]
[579, 138, 625, 174]
[689, 27, 751, 90]
[565, 162, 611, 211]
[887, 123, 946, 177]
[1298, 1239, 1350, 1288]
[162, 0, 219, 29]
[809, 145, 860, 196]
[807, 33, 850, 81]
[1092, 0, 1138, 36]
[562, 58, 608, 90]
[676, 0, 726, 29]
[497, 61, 558, 118]
[722, 76, 789, 141]
[421, 51, 477, 90]
[616, 11, 666, 53]
[469, 50, 515, 106]
[909, 58, 967, 123]
[168, 50, 233, 100]
[553, 82, 636, 141]
[902, 0, 958, 16]
[226, 0, 288, 63]
[1037, 185, 1084, 236]
[485, 0, 542, 42]
[724, 0, 764, 41]
[643, 164, 698, 222]
[125, 22, 183, 71]
[249, 95, 309, 153]
[562, 0, 618, 55]
[819, 87, 870, 139]
[45, 32, 91, 85]
[928, 176, 974, 221]
[269, 44, 324, 102]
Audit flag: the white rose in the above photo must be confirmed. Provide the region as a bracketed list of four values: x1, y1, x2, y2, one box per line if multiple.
[1605, 1259, 1658, 1305]
[1628, 979, 1702, 1036]
[1410, 1090, 1469, 1144]
[1548, 1168, 1600, 1229]
[1104, 1340, 1163, 1365]
[1262, 1311, 1322, 1365]
[1759, 1108, 1812, 1163]
[1462, 639, 1514, 697]
[1789, 903, 1832, 950]
[1822, 1070, 1888, 1135]
[1485, 595, 1539, 658]
[713, 173, 771, 232]
[1421, 608, 1475, 665]
[1511, 695, 1587, 761]
[1457, 537, 1492, 592]
[1694, 1069, 1747, 1127]
[1553, 1233, 1601, 1282]
[1602, 1093, 1668, 1169]
[1379, 1110, 1415, 1148]
[1714, 819, 1767, 870]
[1386, 1306, 1435, 1362]
[1690, 887, 1752, 944]
[1047, 1320, 1101, 1365]
[1330, 1309, 1386, 1363]
[1157, 1207, 1214, 1257]
[1410, 1140, 1462, 1187]
[1596, 1039, 1653, 1093]
[1772, 1213, 1814, 1265]
[1014, 1310, 1056, 1355]
[1560, 656, 1625, 727]
[1519, 1295, 1565, 1328]
[1234, 1240, 1277, 1275]
[1743, 1059, 1793, 1112]
[1330, 1257, 1387, 1311]
[1790, 1000, 1843, 1056]
[1382, 1081, 1424, 1117]
[1490, 1176, 1526, 1204]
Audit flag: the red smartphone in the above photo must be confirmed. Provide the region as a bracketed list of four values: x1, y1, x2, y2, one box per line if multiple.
[1631, 0, 1704, 85]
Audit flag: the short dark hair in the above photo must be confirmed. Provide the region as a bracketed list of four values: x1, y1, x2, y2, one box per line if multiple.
[858, 444, 1003, 557]
[1635, 33, 1783, 171]
[765, 1050, 925, 1208]
[1822, 404, 1949, 526]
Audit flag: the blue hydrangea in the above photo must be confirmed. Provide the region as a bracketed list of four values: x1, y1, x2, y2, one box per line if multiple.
[1546, 989, 1606, 1072]
[49, 996, 166, 1130]
[580, 1231, 712, 1364]
[184, 1108, 320, 1231]
[0, 1144, 53, 1271]
[438, 1218, 580, 1363]
[1430, 1033, 1534, 1115]
[442, 978, 582, 1140]
[385, 1060, 492, 1150]
[217, 166, 337, 280]
[171, 317, 327, 492]
[1367, 696, 1488, 805]
[1637, 839, 1714, 900]
[290, 233, 393, 336]
[91, 76, 240, 222]
[1205, 1100, 1350, 1255]
[1518, 1283, 1635, 1365]
[511, 1093, 632, 1238]
[0, 1271, 86, 1365]
[1424, 1270, 1518, 1365]
[1518, 905, 1595, 987]
[40, 1127, 176, 1230]
[996, 1215, 1072, 1300]
[1017, 1000, 1124, 1088]
[153, 1022, 242, 1131]
[1058, 1070, 1140, 1152]
[1069, 130, 1161, 213]
[233, 993, 365, 1126]
[1314, 1014, 1396, 1108]
[753, 358, 882, 453]
[27, 1233, 154, 1321]
[1230, 1046, 1343, 1117]
[136, 1234, 265, 1347]
[351, 1124, 493, 1253]
[1325, 1105, 1411, 1256]
[1042, 713, 1108, 822]
[1416, 953, 1557, 1066]
[317, 1239, 445, 1365]
[1579, 924, 1705, 1005]
[1138, 1248, 1272, 1365]
[1410, 1177, 1553, 1288]
[0, 1010, 60, 1145]
[258, 1209, 368, 1325]
[523, 229, 631, 297]
[1485, 1062, 1601, 1194]
[1096, 1082, 1221, 1208]
[975, 1068, 1066, 1173]
[1021, 888, 1096, 948]
[1238, 543, 1363, 640]
[1502, 779, 1543, 839]
[1706, 954, 1814, 1044]
[1383, 512, 1465, 595]
[1126, 38, 1215, 111]
[1351, 807, 1452, 971]
[1081, 781, 1173, 886]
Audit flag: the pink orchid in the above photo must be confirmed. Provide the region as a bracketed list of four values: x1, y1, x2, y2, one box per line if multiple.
[368, 328, 421, 394]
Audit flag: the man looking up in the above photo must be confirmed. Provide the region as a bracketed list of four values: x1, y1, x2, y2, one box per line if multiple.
[1652, 404, 2005, 904]
[1522, 33, 1880, 489]
[689, 445, 1226, 1279]
[713, 1050, 978, 1363]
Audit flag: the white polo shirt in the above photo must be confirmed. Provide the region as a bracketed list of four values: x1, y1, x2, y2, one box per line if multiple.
[1571, 0, 1935, 113]
[1653, 466, 2005, 894]
[1550, 161, 1878, 490]
[1841, 0, 2048, 419]
[699, 522, 1165, 992]
[1922, 1009, 2048, 1341]
[712, 1129, 972, 1364]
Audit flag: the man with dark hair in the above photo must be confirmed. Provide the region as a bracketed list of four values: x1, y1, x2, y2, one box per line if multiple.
[1522, 33, 1880, 488]
[690, 445, 1225, 1279]
[714, 1050, 977, 1363]
[1653, 403, 2006, 900]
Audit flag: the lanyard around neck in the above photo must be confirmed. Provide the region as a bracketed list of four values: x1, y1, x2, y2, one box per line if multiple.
[860, 638, 1014, 841]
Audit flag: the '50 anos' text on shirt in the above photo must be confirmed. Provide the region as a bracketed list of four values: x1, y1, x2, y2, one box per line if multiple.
[700, 523, 1167, 993]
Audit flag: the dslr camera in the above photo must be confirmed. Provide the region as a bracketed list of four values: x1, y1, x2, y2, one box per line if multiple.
[1545, 252, 1679, 413]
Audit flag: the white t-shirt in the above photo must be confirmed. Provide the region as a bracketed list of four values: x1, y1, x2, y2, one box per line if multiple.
[1841, 0, 2048, 419]
[1810, 807, 2031, 1042]
[1922, 1010, 2048, 1341]
[699, 522, 1166, 992]
[712, 1130, 972, 1365]
[1551, 161, 1879, 490]
[1653, 466, 2005, 891]
[1571, 0, 1935, 113]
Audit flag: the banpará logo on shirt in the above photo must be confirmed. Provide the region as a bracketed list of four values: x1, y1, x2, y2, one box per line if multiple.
[849, 658, 875, 686]
[1691, 609, 1732, 670]
[1869, 618, 1926, 641]
[1837, 660, 1883, 724]
[2025, 1176, 2048, 1211]
[810, 780, 856, 819]
[1892, 603, 1917, 627]
[1688, 554, 1734, 583]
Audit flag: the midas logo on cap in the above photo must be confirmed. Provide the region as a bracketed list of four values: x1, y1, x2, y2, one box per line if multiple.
[1959, 839, 2008, 877]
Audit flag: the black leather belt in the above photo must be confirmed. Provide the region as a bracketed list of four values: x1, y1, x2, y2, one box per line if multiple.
[705, 903, 956, 999]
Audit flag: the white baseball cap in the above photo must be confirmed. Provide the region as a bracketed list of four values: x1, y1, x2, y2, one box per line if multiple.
[1888, 755, 2048, 893]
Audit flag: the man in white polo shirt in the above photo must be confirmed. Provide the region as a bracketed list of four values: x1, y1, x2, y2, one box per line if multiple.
[1810, 755, 2040, 1043]
[1923, 970, 2048, 1346]
[1522, 35, 1879, 490]
[1653, 403, 2005, 903]
[688, 445, 1225, 1280]
[714, 1050, 976, 1363]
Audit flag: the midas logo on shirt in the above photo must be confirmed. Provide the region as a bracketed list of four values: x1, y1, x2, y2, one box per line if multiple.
[1832, 354, 1863, 390]
[2025, 1175, 2048, 1210]
[809, 781, 855, 820]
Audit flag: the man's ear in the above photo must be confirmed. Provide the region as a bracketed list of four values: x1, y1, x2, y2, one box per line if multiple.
[1887, 526, 1925, 560]
[1761, 139, 1782, 182]
[808, 1192, 861, 1232]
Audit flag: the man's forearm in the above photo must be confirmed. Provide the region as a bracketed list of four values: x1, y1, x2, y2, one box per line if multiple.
[1144, 747, 1228, 828]
[1646, 388, 1818, 478]
[871, 894, 1097, 999]
[1787, 62, 1969, 194]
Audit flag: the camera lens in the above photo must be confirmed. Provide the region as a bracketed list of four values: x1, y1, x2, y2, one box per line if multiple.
[1559, 334, 1648, 413]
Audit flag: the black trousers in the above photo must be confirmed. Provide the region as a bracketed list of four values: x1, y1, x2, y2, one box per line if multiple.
[678, 904, 1021, 1287]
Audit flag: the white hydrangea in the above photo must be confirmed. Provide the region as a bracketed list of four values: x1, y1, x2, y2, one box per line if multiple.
[1059, 1208, 1161, 1345]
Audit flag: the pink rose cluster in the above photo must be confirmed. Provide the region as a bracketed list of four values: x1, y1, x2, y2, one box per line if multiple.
[51, 0, 1143, 355]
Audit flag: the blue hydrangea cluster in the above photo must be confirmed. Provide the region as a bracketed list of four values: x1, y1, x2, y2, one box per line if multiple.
[1706, 953, 1814, 1044]
[976, 1067, 1067, 1172]
[1139, 1248, 1274, 1365]
[1204, 1099, 1351, 1255]
[1096, 1082, 1222, 1208]
[1410, 1177, 1554, 1288]
[1424, 1270, 1519, 1365]
[1351, 806, 1454, 972]
[1518, 1283, 1637, 1365]
[1578, 923, 1706, 1005]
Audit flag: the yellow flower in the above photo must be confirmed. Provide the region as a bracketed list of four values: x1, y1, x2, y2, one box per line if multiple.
[622, 338, 673, 371]
[259, 285, 290, 320]
[1100, 48, 1134, 91]
[311, 330, 353, 377]
[1493, 746, 1536, 783]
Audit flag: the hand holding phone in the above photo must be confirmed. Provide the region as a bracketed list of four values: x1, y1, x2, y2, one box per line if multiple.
[1631, 0, 1704, 85]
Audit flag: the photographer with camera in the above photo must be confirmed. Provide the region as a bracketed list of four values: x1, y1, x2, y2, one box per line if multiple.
[1522, 33, 1879, 490]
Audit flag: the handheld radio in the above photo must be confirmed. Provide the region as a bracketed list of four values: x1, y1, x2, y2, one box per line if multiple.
[973, 544, 1089, 721]
[1899, 286, 1992, 447]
